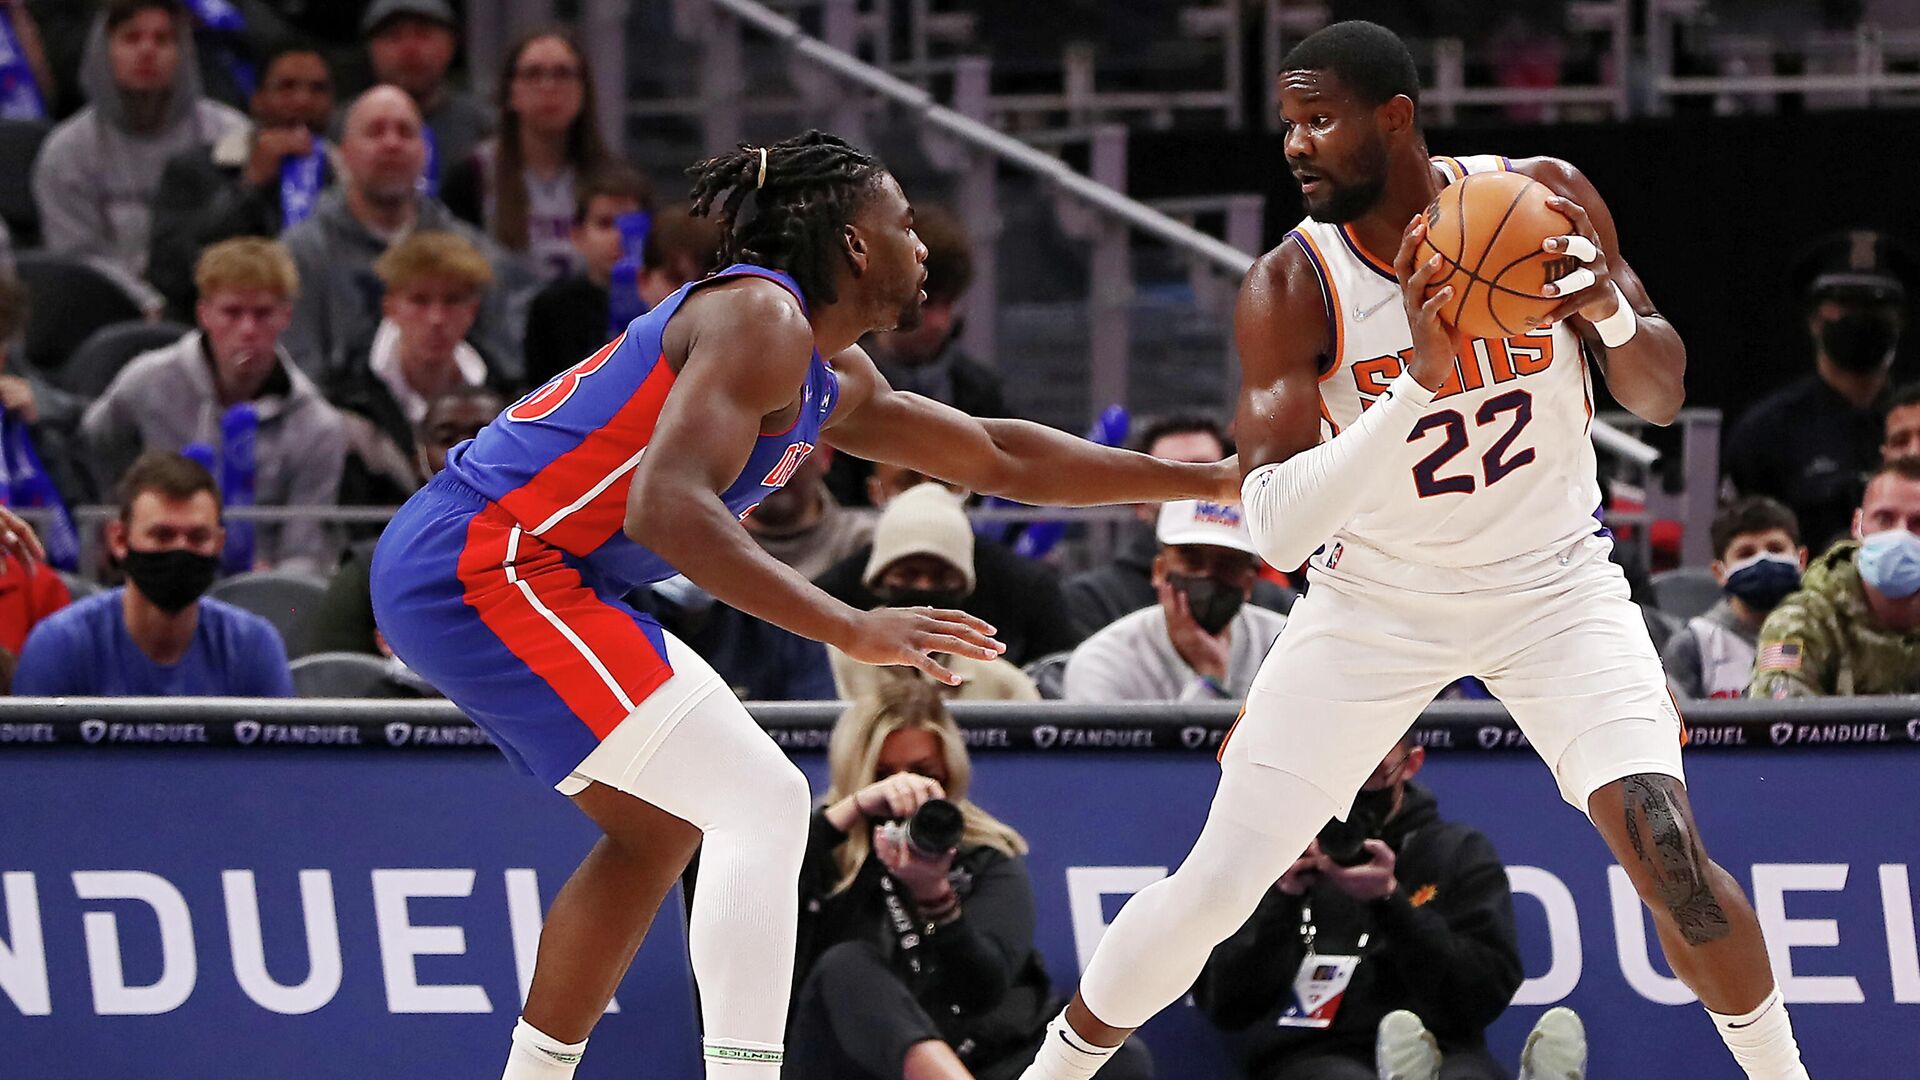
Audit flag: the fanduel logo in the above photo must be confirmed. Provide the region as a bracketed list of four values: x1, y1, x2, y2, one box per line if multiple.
[1032, 725, 1059, 750]
[80, 721, 106, 745]
[385, 722, 413, 747]
[235, 721, 261, 746]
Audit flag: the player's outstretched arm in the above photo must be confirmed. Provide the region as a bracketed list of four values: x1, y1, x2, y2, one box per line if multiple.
[1519, 156, 1687, 426]
[821, 345, 1239, 506]
[1235, 224, 1455, 570]
[625, 281, 1000, 685]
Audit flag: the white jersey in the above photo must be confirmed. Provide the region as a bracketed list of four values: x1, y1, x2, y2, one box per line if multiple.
[1290, 153, 1604, 570]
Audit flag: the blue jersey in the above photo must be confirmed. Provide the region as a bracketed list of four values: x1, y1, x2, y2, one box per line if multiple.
[442, 264, 839, 591]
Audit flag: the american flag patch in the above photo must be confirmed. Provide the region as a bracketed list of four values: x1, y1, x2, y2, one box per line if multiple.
[1757, 642, 1803, 672]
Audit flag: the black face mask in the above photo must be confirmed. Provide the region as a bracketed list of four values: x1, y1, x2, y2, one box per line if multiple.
[121, 547, 220, 613]
[883, 588, 968, 611]
[1819, 313, 1899, 374]
[1168, 573, 1245, 635]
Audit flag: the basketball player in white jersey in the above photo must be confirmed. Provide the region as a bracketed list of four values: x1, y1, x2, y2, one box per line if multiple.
[1019, 21, 1815, 1080]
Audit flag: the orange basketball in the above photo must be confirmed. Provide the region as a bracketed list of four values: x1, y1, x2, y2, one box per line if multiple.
[1417, 171, 1575, 340]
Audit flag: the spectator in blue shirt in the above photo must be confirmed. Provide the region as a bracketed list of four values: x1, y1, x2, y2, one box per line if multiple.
[14, 452, 293, 696]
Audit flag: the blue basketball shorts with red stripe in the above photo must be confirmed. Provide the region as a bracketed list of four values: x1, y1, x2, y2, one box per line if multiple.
[370, 473, 676, 787]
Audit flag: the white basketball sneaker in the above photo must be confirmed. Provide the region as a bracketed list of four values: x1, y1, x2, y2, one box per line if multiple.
[1518, 1007, 1587, 1080]
[1376, 1009, 1441, 1080]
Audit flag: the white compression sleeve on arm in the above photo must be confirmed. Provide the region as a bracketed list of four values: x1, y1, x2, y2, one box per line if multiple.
[1239, 371, 1437, 570]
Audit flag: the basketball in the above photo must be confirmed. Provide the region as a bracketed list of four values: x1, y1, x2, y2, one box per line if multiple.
[1417, 171, 1575, 340]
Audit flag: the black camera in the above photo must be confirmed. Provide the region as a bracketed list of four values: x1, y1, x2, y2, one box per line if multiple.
[1315, 800, 1385, 867]
[905, 798, 965, 858]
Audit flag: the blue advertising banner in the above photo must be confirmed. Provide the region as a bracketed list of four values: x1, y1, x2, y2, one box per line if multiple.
[1, 706, 1916, 1079]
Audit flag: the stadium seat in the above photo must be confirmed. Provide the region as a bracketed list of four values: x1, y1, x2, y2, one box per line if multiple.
[1022, 650, 1073, 700]
[1650, 567, 1723, 622]
[15, 253, 147, 376]
[290, 651, 394, 698]
[208, 569, 330, 658]
[56, 571, 100, 602]
[0, 118, 50, 243]
[57, 320, 192, 398]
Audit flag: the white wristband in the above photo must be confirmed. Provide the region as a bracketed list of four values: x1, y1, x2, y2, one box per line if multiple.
[1590, 282, 1638, 348]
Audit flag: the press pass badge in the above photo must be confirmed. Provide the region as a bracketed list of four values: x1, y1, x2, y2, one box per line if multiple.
[1275, 954, 1361, 1029]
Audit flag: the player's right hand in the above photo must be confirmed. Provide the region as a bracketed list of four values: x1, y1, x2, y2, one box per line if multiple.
[839, 606, 1004, 686]
[1393, 217, 1460, 393]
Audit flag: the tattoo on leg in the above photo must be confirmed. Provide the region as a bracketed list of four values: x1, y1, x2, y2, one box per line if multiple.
[1620, 775, 1730, 946]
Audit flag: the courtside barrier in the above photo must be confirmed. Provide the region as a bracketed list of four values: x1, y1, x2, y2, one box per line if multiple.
[4, 698, 1918, 1079]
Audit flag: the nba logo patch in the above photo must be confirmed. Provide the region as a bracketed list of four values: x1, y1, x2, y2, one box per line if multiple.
[1326, 542, 1344, 570]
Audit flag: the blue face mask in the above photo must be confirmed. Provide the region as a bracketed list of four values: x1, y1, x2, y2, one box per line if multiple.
[1857, 529, 1920, 600]
[1722, 552, 1802, 612]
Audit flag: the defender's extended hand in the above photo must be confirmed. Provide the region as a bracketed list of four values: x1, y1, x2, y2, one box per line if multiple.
[838, 606, 1003, 686]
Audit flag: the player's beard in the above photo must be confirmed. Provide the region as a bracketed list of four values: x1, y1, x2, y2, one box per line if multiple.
[892, 288, 926, 332]
[1306, 138, 1390, 224]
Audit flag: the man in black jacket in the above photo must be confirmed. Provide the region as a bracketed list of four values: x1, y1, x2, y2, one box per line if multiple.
[1194, 738, 1536, 1080]
[148, 40, 339, 318]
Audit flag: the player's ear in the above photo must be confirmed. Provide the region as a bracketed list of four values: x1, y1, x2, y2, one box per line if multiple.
[1380, 93, 1416, 137]
[843, 223, 869, 277]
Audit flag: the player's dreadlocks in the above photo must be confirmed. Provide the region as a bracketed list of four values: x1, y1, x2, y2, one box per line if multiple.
[686, 130, 885, 308]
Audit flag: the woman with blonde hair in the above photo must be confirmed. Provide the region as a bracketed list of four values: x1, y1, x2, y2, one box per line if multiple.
[788, 681, 1153, 1080]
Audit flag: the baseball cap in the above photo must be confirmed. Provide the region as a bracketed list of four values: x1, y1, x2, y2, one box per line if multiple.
[863, 483, 976, 592]
[362, 0, 457, 35]
[1791, 229, 1915, 305]
[1156, 500, 1258, 556]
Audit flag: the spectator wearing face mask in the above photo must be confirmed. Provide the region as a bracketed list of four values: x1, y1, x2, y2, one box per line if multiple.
[1662, 498, 1808, 700]
[1064, 415, 1295, 639]
[13, 452, 293, 697]
[830, 482, 1039, 702]
[1883, 381, 1920, 464]
[1063, 500, 1287, 702]
[1726, 230, 1916, 551]
[1752, 457, 1920, 696]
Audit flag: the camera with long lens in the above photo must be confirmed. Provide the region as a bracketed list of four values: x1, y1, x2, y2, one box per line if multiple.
[904, 797, 965, 858]
[1315, 800, 1385, 867]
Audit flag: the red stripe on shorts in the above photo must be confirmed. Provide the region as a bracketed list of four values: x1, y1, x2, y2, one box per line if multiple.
[456, 503, 672, 740]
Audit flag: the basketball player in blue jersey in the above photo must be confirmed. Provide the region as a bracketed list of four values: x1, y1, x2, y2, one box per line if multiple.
[369, 130, 1237, 1080]
[1021, 23, 1814, 1080]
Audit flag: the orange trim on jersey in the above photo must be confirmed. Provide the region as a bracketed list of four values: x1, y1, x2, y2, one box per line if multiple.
[1338, 223, 1397, 282]
[1318, 393, 1342, 436]
[1668, 688, 1689, 748]
[495, 358, 679, 555]
[456, 504, 672, 740]
[1290, 230, 1345, 384]
[1217, 705, 1247, 763]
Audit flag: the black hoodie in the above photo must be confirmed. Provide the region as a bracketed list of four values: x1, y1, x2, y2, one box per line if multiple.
[1194, 783, 1523, 1077]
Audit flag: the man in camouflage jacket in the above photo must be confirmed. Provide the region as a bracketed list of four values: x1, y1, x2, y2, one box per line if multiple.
[1752, 459, 1920, 696]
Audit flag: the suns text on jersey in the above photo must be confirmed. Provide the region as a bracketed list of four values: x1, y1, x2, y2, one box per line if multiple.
[1349, 325, 1558, 410]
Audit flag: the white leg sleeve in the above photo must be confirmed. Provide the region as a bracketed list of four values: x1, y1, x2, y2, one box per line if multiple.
[1077, 765, 1339, 1030]
[1240, 371, 1437, 570]
[624, 682, 812, 1077]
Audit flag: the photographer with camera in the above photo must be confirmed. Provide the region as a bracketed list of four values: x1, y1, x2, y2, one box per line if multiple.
[789, 682, 1152, 1080]
[1194, 739, 1582, 1080]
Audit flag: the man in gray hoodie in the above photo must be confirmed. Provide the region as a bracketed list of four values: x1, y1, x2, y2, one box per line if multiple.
[30, 0, 247, 281]
[81, 237, 347, 573]
[279, 84, 524, 386]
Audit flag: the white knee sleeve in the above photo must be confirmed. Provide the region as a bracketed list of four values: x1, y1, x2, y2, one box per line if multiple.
[1079, 768, 1337, 1030]
[624, 682, 812, 1076]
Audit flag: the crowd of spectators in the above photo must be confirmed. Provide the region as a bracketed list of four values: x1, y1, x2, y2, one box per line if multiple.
[0, 0, 1914, 710]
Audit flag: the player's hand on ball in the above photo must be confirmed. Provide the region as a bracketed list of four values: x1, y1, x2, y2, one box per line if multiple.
[1393, 217, 1460, 393]
[842, 606, 1003, 686]
[1537, 195, 1621, 327]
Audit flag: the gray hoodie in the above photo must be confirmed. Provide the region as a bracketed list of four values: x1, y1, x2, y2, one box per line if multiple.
[31, 10, 248, 279]
[80, 331, 348, 573]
